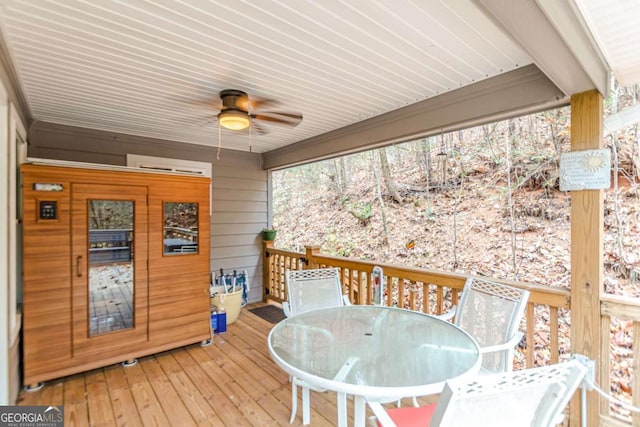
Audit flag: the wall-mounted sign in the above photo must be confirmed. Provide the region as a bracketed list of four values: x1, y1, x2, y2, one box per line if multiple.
[560, 149, 611, 191]
[33, 183, 63, 191]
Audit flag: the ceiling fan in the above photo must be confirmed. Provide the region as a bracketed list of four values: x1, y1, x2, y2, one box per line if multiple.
[216, 89, 303, 133]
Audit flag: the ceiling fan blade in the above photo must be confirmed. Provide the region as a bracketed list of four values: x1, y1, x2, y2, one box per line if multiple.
[248, 98, 280, 111]
[253, 112, 303, 127]
[219, 90, 277, 113]
[195, 89, 302, 133]
[250, 120, 268, 135]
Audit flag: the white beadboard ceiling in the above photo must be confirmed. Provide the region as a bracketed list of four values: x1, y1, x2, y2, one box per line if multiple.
[0, 1, 636, 154]
[574, 0, 640, 88]
[0, 0, 532, 153]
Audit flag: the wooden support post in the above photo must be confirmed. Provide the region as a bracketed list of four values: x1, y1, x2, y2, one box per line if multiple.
[305, 245, 321, 269]
[569, 89, 603, 427]
[262, 240, 274, 302]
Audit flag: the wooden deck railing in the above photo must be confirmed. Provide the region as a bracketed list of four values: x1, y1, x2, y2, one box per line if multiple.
[599, 295, 640, 426]
[262, 242, 640, 425]
[262, 242, 571, 369]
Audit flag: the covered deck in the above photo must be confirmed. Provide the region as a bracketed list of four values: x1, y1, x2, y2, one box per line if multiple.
[1, 2, 639, 427]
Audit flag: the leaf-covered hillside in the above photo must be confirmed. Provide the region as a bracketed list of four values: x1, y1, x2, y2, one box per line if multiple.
[273, 99, 639, 296]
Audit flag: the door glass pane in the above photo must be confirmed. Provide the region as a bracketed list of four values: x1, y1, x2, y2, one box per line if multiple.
[88, 200, 134, 336]
[163, 202, 198, 255]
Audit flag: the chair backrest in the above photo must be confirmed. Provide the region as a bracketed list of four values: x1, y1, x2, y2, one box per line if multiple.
[285, 268, 344, 316]
[430, 360, 588, 427]
[455, 275, 530, 372]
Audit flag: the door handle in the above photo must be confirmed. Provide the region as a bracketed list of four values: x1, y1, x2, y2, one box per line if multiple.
[76, 255, 82, 277]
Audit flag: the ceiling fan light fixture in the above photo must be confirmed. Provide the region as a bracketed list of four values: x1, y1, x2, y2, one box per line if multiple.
[218, 109, 250, 130]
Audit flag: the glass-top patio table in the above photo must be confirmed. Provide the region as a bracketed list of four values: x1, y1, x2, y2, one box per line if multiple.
[268, 305, 481, 427]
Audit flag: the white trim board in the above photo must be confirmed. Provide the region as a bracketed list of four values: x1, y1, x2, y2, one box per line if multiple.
[8, 104, 26, 348]
[126, 154, 212, 214]
[1, 71, 10, 405]
[126, 154, 212, 177]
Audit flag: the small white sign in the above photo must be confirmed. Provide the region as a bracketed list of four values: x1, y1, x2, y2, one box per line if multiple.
[33, 183, 63, 191]
[560, 149, 611, 191]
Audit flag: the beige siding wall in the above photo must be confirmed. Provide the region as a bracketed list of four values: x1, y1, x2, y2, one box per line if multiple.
[212, 151, 268, 300]
[28, 121, 268, 303]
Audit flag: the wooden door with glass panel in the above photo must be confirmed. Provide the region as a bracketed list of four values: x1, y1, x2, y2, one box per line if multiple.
[71, 183, 148, 357]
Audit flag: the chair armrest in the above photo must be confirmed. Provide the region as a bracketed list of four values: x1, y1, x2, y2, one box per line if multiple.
[342, 294, 352, 306]
[434, 305, 456, 322]
[479, 331, 524, 355]
[367, 401, 397, 427]
[282, 301, 291, 318]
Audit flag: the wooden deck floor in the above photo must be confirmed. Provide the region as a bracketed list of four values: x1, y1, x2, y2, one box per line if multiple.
[17, 302, 355, 426]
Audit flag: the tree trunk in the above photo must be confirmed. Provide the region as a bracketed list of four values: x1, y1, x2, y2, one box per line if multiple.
[455, 129, 463, 153]
[504, 129, 520, 279]
[415, 138, 432, 186]
[635, 123, 640, 184]
[427, 137, 434, 184]
[332, 157, 348, 195]
[378, 147, 402, 203]
[339, 157, 348, 191]
[482, 124, 500, 165]
[371, 151, 389, 245]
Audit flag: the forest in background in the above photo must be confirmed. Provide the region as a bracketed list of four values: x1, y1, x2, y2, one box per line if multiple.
[272, 82, 639, 299]
[272, 82, 640, 416]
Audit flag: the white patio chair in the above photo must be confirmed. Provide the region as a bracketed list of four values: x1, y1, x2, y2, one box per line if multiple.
[283, 267, 350, 318]
[282, 267, 351, 425]
[440, 275, 530, 374]
[368, 359, 588, 427]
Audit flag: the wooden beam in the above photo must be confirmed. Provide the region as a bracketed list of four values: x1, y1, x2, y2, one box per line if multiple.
[263, 65, 566, 170]
[569, 89, 603, 427]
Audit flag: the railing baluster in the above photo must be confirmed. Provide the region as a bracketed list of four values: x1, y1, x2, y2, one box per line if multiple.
[550, 307, 559, 364]
[409, 287, 416, 311]
[601, 313, 612, 419]
[436, 285, 443, 315]
[525, 303, 535, 368]
[633, 321, 640, 427]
